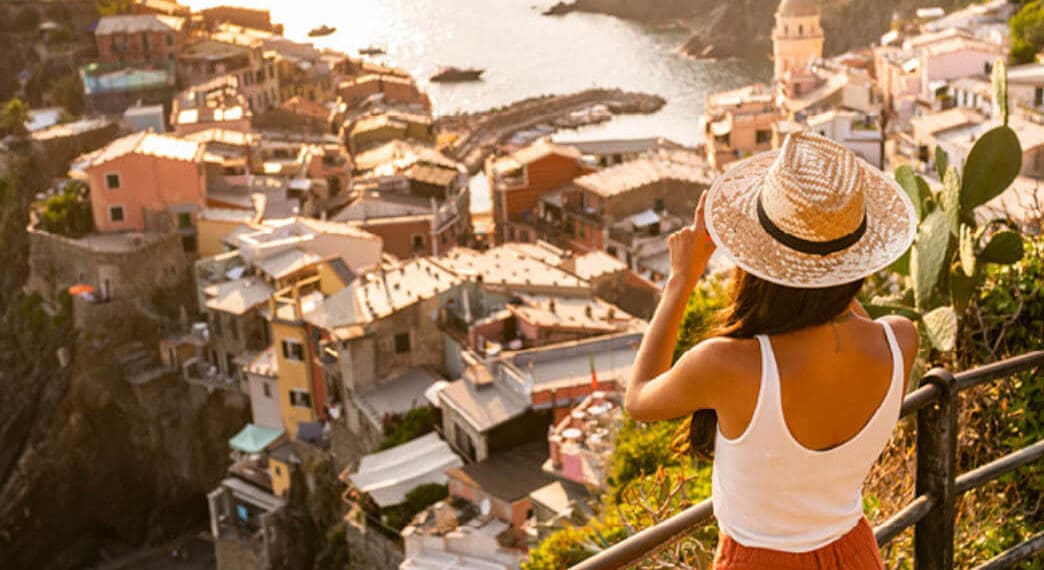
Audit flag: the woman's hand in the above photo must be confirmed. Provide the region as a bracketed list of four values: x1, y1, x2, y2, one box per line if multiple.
[668, 192, 717, 291]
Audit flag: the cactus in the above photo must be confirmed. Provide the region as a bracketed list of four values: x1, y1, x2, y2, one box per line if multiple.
[993, 58, 1009, 126]
[870, 65, 1027, 353]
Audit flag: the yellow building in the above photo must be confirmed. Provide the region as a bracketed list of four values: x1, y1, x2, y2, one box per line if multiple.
[772, 0, 824, 81]
[269, 258, 357, 438]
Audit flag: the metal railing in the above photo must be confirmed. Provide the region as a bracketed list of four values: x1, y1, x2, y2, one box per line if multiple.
[570, 351, 1044, 570]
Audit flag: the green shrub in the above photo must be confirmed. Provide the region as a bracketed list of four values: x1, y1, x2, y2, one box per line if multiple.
[1011, 1, 1044, 64]
[36, 181, 93, 238]
[381, 483, 448, 531]
[378, 405, 440, 450]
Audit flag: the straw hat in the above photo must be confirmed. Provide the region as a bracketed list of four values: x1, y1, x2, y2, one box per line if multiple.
[705, 131, 917, 288]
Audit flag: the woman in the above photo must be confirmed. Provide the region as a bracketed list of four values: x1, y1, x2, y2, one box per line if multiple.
[625, 131, 920, 569]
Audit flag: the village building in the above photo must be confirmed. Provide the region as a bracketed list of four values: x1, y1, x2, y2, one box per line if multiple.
[544, 391, 623, 488]
[344, 109, 436, 155]
[80, 61, 177, 115]
[399, 442, 555, 569]
[337, 73, 432, 111]
[94, 14, 187, 67]
[335, 139, 471, 257]
[72, 131, 209, 244]
[771, 0, 824, 82]
[536, 149, 712, 266]
[703, 84, 781, 170]
[199, 5, 280, 33]
[171, 75, 253, 136]
[131, 0, 192, 19]
[177, 33, 280, 113]
[486, 140, 592, 245]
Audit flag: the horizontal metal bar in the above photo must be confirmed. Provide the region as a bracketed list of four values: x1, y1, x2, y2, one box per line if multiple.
[955, 439, 1044, 495]
[900, 383, 941, 418]
[954, 351, 1044, 392]
[970, 531, 1044, 570]
[873, 494, 935, 547]
[569, 499, 714, 570]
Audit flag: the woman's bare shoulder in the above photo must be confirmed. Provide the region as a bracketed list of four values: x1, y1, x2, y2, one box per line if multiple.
[678, 336, 760, 380]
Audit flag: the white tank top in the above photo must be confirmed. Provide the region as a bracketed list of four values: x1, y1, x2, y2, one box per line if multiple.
[711, 319, 904, 553]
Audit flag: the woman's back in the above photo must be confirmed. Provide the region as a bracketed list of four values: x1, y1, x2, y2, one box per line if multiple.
[712, 318, 906, 552]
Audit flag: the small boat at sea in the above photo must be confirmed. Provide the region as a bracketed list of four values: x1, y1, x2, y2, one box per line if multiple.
[308, 25, 336, 37]
[358, 45, 386, 56]
[430, 66, 485, 83]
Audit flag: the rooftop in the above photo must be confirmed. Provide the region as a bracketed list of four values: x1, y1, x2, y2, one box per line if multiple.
[562, 250, 627, 281]
[95, 14, 185, 34]
[229, 423, 284, 454]
[353, 139, 457, 173]
[77, 131, 204, 170]
[344, 432, 463, 508]
[438, 247, 586, 291]
[490, 139, 581, 176]
[447, 442, 554, 503]
[439, 376, 528, 433]
[180, 38, 251, 62]
[31, 118, 113, 141]
[573, 149, 712, 198]
[510, 333, 640, 393]
[507, 295, 639, 335]
[560, 137, 683, 157]
[912, 107, 986, 137]
[203, 277, 274, 315]
[359, 368, 441, 425]
[778, 0, 818, 17]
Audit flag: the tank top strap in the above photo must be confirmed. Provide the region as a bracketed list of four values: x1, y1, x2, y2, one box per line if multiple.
[875, 318, 906, 404]
[752, 334, 785, 428]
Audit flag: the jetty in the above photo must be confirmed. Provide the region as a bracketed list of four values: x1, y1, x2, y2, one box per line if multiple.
[437, 88, 666, 172]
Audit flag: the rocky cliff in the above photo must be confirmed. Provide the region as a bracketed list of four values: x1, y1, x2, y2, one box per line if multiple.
[547, 0, 978, 59]
[0, 153, 249, 568]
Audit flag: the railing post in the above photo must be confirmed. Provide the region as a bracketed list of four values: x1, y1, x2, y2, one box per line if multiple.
[914, 368, 957, 570]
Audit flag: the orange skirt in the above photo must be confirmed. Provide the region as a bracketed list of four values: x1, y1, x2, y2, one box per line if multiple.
[714, 518, 885, 570]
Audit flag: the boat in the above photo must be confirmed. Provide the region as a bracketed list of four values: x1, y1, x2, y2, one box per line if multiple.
[308, 25, 336, 37]
[358, 45, 386, 56]
[430, 66, 485, 83]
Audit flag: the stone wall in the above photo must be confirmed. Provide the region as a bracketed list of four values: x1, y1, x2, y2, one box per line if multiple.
[27, 227, 194, 304]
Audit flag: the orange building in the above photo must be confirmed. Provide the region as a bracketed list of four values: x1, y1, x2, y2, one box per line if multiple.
[485, 140, 592, 244]
[78, 132, 207, 238]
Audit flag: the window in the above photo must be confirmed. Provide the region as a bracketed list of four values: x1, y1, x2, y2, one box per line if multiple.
[109, 206, 125, 223]
[281, 339, 304, 361]
[290, 388, 312, 408]
[229, 318, 239, 341]
[654, 198, 665, 212]
[263, 382, 272, 398]
[176, 212, 192, 229]
[105, 173, 121, 189]
[166, 34, 173, 47]
[411, 234, 425, 252]
[394, 332, 411, 354]
[211, 312, 222, 336]
[798, 24, 804, 35]
[756, 130, 772, 144]
[1035, 87, 1043, 108]
[141, 32, 149, 53]
[181, 234, 197, 253]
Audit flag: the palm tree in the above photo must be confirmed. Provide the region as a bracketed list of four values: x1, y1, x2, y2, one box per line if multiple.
[1, 98, 30, 139]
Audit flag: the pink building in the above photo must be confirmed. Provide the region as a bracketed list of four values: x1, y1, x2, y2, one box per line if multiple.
[78, 132, 207, 238]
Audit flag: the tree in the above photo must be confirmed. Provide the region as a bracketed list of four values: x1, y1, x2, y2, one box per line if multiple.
[1011, 1, 1044, 64]
[37, 181, 94, 238]
[1, 98, 30, 139]
[47, 75, 84, 117]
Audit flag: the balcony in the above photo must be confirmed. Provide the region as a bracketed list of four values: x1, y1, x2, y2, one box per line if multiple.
[229, 456, 274, 492]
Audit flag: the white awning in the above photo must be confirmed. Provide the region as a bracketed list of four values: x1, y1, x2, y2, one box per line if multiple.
[630, 209, 660, 228]
[348, 433, 462, 508]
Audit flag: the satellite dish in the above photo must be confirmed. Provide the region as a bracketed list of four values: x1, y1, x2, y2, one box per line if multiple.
[480, 498, 491, 517]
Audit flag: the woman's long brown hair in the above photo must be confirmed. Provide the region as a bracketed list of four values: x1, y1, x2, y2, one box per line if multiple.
[686, 268, 864, 460]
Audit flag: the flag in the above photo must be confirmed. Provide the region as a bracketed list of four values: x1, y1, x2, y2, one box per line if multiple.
[589, 354, 598, 391]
